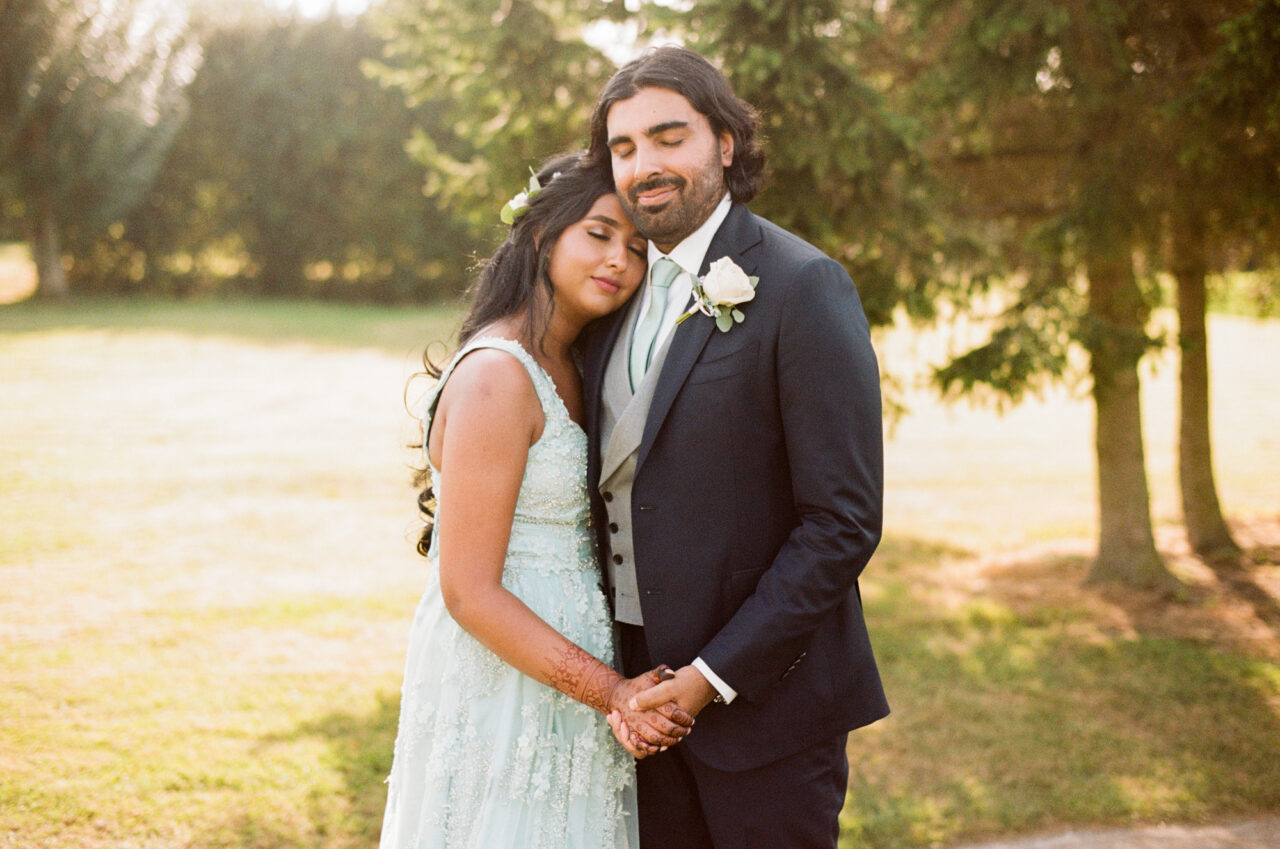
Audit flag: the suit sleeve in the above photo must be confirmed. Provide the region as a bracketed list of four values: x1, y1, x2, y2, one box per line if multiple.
[697, 255, 884, 702]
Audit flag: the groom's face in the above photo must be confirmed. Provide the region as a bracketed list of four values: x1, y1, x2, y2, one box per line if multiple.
[605, 86, 734, 253]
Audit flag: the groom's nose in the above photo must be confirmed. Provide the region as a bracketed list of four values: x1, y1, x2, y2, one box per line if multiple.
[630, 140, 664, 182]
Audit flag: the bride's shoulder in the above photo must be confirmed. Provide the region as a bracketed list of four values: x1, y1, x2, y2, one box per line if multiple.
[438, 343, 541, 424]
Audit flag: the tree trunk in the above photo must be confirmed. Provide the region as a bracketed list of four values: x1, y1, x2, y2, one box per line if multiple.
[32, 201, 70, 299]
[1172, 212, 1240, 561]
[1084, 249, 1177, 590]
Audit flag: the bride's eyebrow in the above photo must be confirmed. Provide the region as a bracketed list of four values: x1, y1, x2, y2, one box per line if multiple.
[587, 214, 622, 227]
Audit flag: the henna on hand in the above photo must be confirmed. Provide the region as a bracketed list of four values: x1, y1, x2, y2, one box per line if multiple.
[606, 667, 695, 752]
[543, 647, 692, 755]
[544, 642, 622, 714]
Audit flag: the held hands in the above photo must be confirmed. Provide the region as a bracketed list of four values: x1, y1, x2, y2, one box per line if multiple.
[604, 666, 695, 759]
[629, 663, 719, 720]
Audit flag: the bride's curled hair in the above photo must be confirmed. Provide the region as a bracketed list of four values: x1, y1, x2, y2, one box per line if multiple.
[411, 151, 617, 556]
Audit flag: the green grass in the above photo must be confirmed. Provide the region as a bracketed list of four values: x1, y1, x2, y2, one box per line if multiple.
[2, 298, 1278, 848]
[840, 540, 1280, 847]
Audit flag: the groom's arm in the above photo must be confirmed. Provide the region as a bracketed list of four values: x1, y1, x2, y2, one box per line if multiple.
[695, 253, 883, 703]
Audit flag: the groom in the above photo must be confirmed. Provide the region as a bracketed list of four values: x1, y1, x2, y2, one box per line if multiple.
[582, 47, 889, 848]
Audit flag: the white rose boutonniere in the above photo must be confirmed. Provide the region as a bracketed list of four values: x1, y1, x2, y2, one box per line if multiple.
[677, 257, 760, 332]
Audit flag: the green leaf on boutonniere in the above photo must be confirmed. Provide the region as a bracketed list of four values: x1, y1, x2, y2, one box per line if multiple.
[715, 310, 734, 332]
[732, 308, 745, 323]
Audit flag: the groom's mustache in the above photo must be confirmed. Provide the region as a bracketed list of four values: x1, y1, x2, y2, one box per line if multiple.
[628, 176, 685, 205]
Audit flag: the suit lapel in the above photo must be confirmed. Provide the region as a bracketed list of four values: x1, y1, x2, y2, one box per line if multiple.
[637, 203, 763, 471]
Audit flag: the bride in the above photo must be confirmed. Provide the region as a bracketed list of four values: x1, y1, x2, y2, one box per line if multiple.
[379, 152, 693, 849]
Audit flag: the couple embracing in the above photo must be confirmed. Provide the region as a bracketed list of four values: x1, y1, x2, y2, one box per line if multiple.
[379, 46, 888, 849]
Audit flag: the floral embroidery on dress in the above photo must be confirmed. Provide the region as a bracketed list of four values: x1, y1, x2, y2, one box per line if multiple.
[379, 337, 637, 849]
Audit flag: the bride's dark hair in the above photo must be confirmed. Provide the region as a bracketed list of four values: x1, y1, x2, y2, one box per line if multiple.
[412, 151, 618, 555]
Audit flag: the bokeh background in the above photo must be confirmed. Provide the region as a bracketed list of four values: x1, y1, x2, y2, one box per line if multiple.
[2, 1, 1278, 847]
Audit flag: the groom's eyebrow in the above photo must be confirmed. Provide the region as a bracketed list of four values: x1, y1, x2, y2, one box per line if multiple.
[607, 120, 690, 149]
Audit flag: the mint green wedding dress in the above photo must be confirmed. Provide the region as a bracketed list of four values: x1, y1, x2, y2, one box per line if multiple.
[379, 337, 638, 849]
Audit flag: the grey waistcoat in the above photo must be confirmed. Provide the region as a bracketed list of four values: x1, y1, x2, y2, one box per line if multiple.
[598, 300, 679, 626]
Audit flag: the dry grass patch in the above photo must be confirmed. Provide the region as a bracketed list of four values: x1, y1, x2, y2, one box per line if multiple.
[2, 299, 1278, 849]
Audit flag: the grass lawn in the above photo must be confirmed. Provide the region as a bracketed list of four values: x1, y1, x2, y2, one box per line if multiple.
[1, 297, 1277, 848]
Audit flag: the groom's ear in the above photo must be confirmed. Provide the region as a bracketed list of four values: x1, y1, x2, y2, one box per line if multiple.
[719, 130, 734, 168]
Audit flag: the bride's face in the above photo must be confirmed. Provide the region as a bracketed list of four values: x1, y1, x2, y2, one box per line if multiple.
[546, 193, 646, 324]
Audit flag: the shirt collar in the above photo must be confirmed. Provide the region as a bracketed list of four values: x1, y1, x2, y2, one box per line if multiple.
[646, 192, 732, 278]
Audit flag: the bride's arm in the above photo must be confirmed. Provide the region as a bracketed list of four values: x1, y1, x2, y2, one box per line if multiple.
[431, 350, 692, 754]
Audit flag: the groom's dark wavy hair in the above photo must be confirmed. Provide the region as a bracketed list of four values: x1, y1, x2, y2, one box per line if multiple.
[587, 45, 766, 203]
[410, 151, 620, 554]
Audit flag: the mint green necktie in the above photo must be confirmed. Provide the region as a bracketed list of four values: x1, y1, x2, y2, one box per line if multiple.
[629, 257, 681, 391]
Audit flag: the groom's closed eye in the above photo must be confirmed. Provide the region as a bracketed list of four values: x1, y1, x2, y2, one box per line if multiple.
[608, 120, 692, 157]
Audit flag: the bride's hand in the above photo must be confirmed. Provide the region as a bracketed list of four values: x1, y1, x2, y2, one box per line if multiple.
[606, 710, 649, 759]
[605, 666, 695, 757]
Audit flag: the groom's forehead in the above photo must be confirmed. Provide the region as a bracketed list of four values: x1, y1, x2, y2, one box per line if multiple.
[606, 86, 707, 135]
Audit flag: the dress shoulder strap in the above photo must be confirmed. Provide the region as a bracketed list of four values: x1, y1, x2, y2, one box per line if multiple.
[421, 336, 557, 438]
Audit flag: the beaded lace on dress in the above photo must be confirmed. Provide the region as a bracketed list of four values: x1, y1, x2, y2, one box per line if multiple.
[379, 337, 637, 849]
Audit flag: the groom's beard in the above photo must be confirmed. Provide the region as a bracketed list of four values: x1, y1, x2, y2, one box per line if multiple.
[621, 147, 726, 248]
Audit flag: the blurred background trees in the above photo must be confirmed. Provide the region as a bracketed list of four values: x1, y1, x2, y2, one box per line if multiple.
[1, 0, 1277, 583]
[67, 2, 479, 300]
[0, 0, 199, 297]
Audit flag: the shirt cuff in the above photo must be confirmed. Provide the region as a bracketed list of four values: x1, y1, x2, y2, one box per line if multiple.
[692, 657, 737, 705]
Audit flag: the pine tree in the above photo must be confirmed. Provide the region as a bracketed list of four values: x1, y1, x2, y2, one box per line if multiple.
[367, 0, 619, 242]
[903, 0, 1275, 587]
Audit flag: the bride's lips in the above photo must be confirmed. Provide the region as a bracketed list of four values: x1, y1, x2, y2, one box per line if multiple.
[593, 276, 621, 294]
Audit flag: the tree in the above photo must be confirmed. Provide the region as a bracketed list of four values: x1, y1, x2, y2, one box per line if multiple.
[659, 0, 978, 332]
[898, 0, 1280, 588]
[70, 5, 478, 300]
[1166, 0, 1280, 559]
[0, 0, 199, 297]
[367, 0, 619, 243]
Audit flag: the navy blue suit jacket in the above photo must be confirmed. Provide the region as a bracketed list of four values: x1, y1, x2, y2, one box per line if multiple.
[583, 203, 889, 772]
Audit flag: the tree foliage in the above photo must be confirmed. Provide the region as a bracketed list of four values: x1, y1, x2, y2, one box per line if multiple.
[896, 0, 1279, 582]
[71, 5, 478, 300]
[367, 0, 620, 242]
[635, 0, 989, 330]
[0, 0, 199, 296]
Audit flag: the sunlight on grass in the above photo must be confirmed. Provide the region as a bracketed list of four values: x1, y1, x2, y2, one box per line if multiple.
[0, 243, 37, 304]
[2, 300, 1278, 848]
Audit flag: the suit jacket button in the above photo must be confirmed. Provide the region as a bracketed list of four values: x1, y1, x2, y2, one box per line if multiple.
[612, 554, 623, 565]
[603, 491, 614, 502]
[609, 522, 619, 533]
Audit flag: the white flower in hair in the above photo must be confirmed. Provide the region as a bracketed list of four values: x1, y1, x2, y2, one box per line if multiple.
[500, 169, 547, 225]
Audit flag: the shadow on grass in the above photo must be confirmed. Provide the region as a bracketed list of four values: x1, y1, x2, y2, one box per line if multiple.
[207, 691, 400, 849]
[299, 691, 399, 845]
[1206, 547, 1280, 635]
[841, 534, 1280, 849]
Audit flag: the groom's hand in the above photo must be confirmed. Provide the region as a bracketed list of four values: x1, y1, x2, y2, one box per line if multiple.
[628, 664, 719, 719]
[606, 666, 695, 757]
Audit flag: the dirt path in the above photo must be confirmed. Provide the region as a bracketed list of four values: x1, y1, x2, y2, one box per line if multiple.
[952, 815, 1280, 849]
